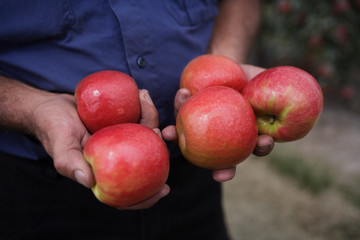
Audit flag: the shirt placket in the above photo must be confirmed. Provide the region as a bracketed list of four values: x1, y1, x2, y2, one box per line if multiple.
[108, 0, 156, 86]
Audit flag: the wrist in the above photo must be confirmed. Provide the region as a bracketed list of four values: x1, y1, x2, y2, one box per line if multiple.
[206, 45, 248, 64]
[207, 0, 260, 64]
[0, 75, 56, 134]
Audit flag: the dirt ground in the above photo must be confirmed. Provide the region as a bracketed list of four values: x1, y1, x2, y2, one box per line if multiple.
[222, 101, 360, 240]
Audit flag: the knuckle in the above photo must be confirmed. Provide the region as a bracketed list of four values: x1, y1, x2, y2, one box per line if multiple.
[53, 158, 68, 175]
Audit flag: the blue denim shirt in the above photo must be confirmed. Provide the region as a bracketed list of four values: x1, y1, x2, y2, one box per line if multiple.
[0, 0, 219, 159]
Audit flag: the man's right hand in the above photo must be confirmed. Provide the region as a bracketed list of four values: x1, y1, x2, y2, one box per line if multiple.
[31, 93, 95, 188]
[1, 75, 169, 209]
[30, 89, 170, 209]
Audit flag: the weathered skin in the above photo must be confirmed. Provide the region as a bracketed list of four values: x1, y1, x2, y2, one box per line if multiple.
[242, 66, 323, 142]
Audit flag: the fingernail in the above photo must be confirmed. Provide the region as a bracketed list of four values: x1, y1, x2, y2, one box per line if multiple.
[253, 144, 272, 157]
[153, 128, 161, 135]
[179, 90, 191, 102]
[74, 170, 87, 187]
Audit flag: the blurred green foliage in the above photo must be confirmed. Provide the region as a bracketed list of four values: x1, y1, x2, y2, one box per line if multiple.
[254, 0, 360, 109]
[268, 152, 333, 193]
[340, 175, 360, 209]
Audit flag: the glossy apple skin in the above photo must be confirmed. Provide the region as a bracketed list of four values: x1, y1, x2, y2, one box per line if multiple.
[242, 66, 323, 142]
[180, 54, 247, 95]
[176, 86, 258, 169]
[83, 123, 169, 208]
[75, 70, 140, 133]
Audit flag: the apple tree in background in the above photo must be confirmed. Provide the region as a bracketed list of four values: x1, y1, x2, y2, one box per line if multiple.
[253, 0, 360, 111]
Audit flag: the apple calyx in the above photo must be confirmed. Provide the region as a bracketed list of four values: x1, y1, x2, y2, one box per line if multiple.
[268, 115, 276, 124]
[257, 114, 279, 134]
[255, 104, 293, 138]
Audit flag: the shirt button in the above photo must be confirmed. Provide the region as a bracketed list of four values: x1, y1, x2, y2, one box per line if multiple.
[136, 56, 147, 68]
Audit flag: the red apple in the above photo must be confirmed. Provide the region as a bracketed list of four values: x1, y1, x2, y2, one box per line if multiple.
[317, 63, 333, 78]
[75, 70, 140, 133]
[340, 86, 355, 101]
[83, 123, 169, 208]
[335, 25, 348, 46]
[176, 86, 258, 169]
[308, 34, 323, 49]
[242, 66, 323, 142]
[278, 0, 291, 14]
[333, 0, 350, 14]
[180, 54, 247, 95]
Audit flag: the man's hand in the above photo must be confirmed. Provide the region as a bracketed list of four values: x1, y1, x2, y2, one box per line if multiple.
[31, 93, 95, 188]
[24, 85, 168, 210]
[1, 75, 168, 210]
[162, 64, 274, 183]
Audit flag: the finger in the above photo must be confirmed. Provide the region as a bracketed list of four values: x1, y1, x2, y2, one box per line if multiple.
[212, 167, 236, 182]
[152, 128, 163, 140]
[253, 135, 275, 157]
[80, 131, 92, 149]
[139, 89, 159, 129]
[54, 147, 95, 188]
[50, 126, 95, 188]
[117, 184, 170, 210]
[161, 125, 177, 142]
[174, 88, 192, 116]
[240, 64, 266, 81]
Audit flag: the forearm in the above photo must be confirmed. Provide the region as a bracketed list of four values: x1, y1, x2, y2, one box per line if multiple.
[0, 74, 54, 134]
[208, 0, 261, 63]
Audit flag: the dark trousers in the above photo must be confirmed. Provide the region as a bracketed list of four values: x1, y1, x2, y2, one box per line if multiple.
[0, 150, 230, 240]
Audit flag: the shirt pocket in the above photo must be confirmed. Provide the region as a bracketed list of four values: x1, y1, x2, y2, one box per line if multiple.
[0, 0, 74, 46]
[165, 0, 219, 26]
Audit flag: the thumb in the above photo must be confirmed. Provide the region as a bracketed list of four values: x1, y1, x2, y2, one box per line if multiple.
[174, 88, 192, 117]
[240, 64, 266, 81]
[139, 89, 159, 129]
[53, 147, 95, 189]
[253, 135, 275, 157]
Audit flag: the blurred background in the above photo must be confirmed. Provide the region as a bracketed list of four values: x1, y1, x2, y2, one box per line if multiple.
[223, 0, 360, 239]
